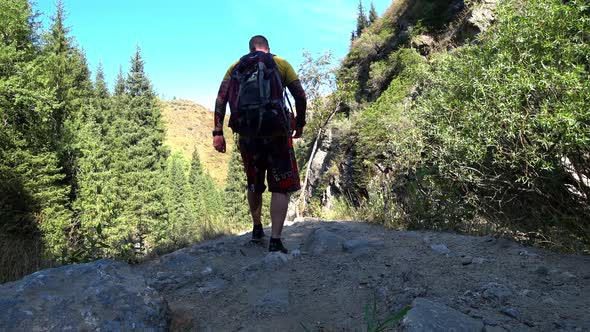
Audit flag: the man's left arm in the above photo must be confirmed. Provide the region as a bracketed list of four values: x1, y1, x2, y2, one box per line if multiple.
[286, 80, 307, 138]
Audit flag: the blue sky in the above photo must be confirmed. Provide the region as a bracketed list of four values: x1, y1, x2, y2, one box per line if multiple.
[34, 0, 392, 110]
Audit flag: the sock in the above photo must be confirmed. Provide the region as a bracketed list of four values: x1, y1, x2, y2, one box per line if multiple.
[270, 237, 281, 243]
[253, 224, 263, 231]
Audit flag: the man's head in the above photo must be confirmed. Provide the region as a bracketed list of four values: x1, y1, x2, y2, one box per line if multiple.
[249, 35, 270, 53]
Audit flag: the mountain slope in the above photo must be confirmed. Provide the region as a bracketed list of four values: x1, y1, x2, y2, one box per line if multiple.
[159, 99, 232, 184]
[300, 0, 590, 253]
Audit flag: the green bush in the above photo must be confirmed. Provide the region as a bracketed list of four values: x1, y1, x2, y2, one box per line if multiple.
[411, 0, 590, 251]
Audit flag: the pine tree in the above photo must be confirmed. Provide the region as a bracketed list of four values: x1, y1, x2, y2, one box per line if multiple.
[102, 47, 169, 259]
[126, 44, 153, 98]
[368, 1, 378, 25]
[356, 0, 369, 37]
[114, 65, 126, 96]
[0, 0, 72, 277]
[163, 152, 195, 247]
[43, 0, 92, 139]
[188, 148, 225, 238]
[94, 61, 109, 99]
[224, 143, 251, 226]
[188, 148, 205, 217]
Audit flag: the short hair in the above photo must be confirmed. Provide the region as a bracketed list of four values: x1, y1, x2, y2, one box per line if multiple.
[249, 35, 269, 51]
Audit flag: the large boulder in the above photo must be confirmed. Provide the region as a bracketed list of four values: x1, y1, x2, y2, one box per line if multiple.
[0, 259, 169, 331]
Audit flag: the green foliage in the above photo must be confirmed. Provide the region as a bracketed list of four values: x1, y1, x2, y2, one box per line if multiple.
[114, 66, 125, 96]
[410, 0, 590, 249]
[1, 1, 233, 282]
[356, 0, 369, 37]
[224, 141, 251, 226]
[368, 1, 378, 25]
[94, 61, 109, 98]
[188, 148, 226, 240]
[365, 299, 411, 332]
[314, 0, 590, 253]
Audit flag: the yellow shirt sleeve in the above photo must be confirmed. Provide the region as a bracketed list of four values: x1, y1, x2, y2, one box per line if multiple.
[222, 61, 239, 81]
[222, 55, 299, 86]
[273, 56, 299, 86]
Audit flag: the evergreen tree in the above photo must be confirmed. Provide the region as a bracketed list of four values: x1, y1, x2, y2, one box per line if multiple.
[368, 1, 378, 25]
[163, 152, 195, 247]
[188, 148, 205, 216]
[126, 44, 154, 98]
[43, 0, 92, 139]
[102, 47, 168, 259]
[0, 0, 73, 278]
[188, 148, 225, 237]
[224, 144, 251, 226]
[114, 65, 125, 96]
[94, 61, 109, 99]
[356, 0, 369, 37]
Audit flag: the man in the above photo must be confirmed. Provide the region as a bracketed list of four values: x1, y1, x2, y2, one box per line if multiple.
[213, 35, 307, 253]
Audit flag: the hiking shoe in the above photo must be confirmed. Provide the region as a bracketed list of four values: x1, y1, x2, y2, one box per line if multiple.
[251, 225, 265, 243]
[269, 238, 288, 254]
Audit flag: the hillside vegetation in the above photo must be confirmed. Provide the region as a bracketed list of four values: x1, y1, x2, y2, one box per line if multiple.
[0, 1, 250, 283]
[160, 99, 232, 185]
[300, 0, 590, 253]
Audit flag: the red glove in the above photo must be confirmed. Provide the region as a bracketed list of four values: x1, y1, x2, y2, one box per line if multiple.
[213, 135, 226, 153]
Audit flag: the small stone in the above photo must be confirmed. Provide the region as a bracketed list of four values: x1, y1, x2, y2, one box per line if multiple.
[500, 307, 519, 319]
[262, 252, 290, 270]
[461, 256, 473, 265]
[156, 272, 169, 280]
[256, 288, 289, 313]
[290, 249, 301, 258]
[342, 239, 370, 255]
[430, 244, 451, 255]
[535, 266, 549, 276]
[472, 257, 485, 264]
[201, 267, 213, 275]
[481, 283, 512, 303]
[541, 297, 558, 306]
[519, 249, 540, 258]
[561, 272, 577, 281]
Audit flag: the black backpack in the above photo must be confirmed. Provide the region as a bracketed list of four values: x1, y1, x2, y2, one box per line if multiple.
[228, 51, 291, 136]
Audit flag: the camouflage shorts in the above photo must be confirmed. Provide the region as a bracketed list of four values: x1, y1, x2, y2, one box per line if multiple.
[238, 135, 301, 193]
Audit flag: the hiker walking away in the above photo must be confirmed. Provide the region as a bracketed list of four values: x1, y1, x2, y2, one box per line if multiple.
[212, 35, 307, 253]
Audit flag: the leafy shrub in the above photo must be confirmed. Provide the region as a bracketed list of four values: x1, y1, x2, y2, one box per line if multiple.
[411, 0, 590, 251]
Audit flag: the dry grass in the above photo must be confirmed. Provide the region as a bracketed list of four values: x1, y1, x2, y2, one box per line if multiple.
[159, 99, 233, 185]
[0, 233, 45, 283]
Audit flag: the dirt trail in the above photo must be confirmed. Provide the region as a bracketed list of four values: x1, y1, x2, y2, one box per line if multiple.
[135, 219, 590, 331]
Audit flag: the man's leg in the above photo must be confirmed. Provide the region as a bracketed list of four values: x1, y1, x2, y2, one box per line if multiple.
[247, 191, 263, 226]
[270, 192, 289, 238]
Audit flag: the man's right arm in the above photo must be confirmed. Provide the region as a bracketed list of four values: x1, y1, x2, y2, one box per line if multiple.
[213, 79, 230, 153]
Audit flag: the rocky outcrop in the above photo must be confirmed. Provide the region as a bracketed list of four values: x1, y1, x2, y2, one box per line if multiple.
[1, 220, 588, 331]
[0, 259, 168, 331]
[468, 0, 499, 33]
